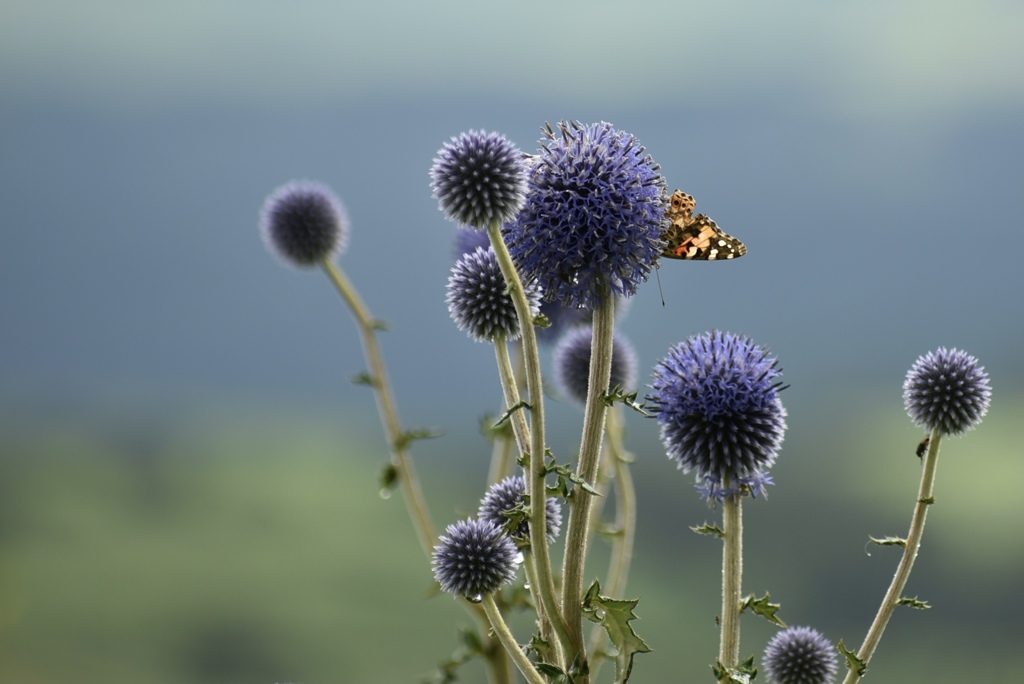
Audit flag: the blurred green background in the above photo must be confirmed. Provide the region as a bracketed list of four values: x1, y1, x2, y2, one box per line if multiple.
[1, 1, 1022, 682]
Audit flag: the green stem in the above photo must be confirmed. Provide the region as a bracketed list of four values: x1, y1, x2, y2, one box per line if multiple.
[561, 293, 616, 677]
[842, 428, 943, 684]
[320, 260, 436, 554]
[482, 594, 547, 684]
[492, 336, 532, 462]
[718, 492, 743, 676]
[587, 405, 637, 673]
[485, 221, 571, 662]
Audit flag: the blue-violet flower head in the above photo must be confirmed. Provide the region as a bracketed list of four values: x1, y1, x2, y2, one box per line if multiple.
[478, 476, 562, 544]
[260, 181, 349, 267]
[432, 518, 519, 599]
[648, 331, 787, 487]
[502, 121, 667, 309]
[903, 347, 991, 436]
[447, 246, 541, 342]
[431, 130, 528, 228]
[554, 326, 639, 405]
[762, 626, 838, 684]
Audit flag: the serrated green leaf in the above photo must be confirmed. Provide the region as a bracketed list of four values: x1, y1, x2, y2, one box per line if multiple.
[370, 318, 390, 331]
[494, 400, 532, 429]
[581, 581, 651, 683]
[741, 592, 786, 627]
[868, 535, 907, 547]
[897, 596, 932, 610]
[533, 313, 552, 329]
[919, 495, 936, 504]
[691, 522, 726, 538]
[838, 638, 867, 677]
[601, 386, 652, 416]
[711, 656, 757, 683]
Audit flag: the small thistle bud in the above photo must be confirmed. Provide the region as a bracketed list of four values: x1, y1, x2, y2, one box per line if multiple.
[446, 246, 541, 342]
[648, 331, 787, 496]
[260, 181, 349, 267]
[431, 518, 519, 599]
[478, 475, 562, 543]
[762, 626, 838, 684]
[431, 130, 528, 228]
[553, 326, 638, 405]
[903, 347, 991, 436]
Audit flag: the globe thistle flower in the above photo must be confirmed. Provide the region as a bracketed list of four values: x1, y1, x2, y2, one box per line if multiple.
[648, 331, 787, 490]
[903, 347, 991, 436]
[697, 471, 775, 504]
[446, 246, 542, 342]
[478, 475, 563, 544]
[260, 181, 349, 267]
[553, 326, 638, 405]
[431, 130, 528, 228]
[502, 121, 668, 309]
[432, 518, 520, 599]
[762, 626, 838, 684]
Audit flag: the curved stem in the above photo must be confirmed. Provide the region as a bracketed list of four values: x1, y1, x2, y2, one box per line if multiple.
[486, 221, 571, 662]
[561, 293, 616, 677]
[482, 594, 547, 684]
[493, 336, 532, 460]
[321, 260, 436, 553]
[718, 492, 743, 676]
[842, 428, 943, 684]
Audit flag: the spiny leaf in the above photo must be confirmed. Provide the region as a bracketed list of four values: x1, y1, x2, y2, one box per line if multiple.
[602, 386, 652, 416]
[869, 535, 907, 547]
[533, 313, 552, 329]
[494, 400, 532, 428]
[691, 522, 726, 538]
[711, 655, 757, 683]
[741, 592, 786, 627]
[394, 427, 443, 451]
[838, 639, 867, 677]
[379, 464, 399, 493]
[479, 412, 513, 442]
[544, 457, 600, 500]
[582, 581, 651, 683]
[351, 371, 378, 388]
[897, 596, 932, 610]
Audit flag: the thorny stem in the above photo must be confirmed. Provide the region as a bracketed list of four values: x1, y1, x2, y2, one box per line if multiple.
[587, 405, 637, 675]
[842, 427, 943, 684]
[718, 491, 743, 677]
[482, 594, 547, 684]
[486, 221, 572, 664]
[561, 292, 616, 680]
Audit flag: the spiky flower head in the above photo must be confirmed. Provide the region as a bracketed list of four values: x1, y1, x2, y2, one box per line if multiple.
[432, 518, 519, 600]
[554, 326, 638, 405]
[648, 331, 787, 492]
[762, 626, 838, 684]
[903, 347, 991, 436]
[446, 246, 541, 342]
[502, 121, 667, 309]
[260, 181, 349, 267]
[431, 130, 528, 228]
[478, 476, 562, 544]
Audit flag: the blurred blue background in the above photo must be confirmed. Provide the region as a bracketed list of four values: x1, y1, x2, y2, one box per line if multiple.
[1, 1, 1022, 682]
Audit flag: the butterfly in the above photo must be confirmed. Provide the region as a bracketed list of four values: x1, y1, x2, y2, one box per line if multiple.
[660, 190, 747, 261]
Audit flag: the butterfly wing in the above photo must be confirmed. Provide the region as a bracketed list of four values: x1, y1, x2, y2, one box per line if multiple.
[660, 189, 746, 261]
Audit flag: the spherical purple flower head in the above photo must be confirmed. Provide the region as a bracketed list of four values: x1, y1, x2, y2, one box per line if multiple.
[432, 518, 520, 599]
[478, 475, 562, 544]
[554, 326, 638, 405]
[762, 626, 838, 684]
[903, 347, 991, 436]
[431, 130, 528, 228]
[260, 181, 349, 267]
[697, 471, 775, 505]
[648, 331, 787, 489]
[447, 246, 542, 342]
[502, 121, 668, 309]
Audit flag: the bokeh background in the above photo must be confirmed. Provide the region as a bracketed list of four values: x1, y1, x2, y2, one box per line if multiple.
[1, 1, 1022, 682]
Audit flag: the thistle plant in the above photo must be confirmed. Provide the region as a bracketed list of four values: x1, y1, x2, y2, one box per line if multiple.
[259, 123, 994, 683]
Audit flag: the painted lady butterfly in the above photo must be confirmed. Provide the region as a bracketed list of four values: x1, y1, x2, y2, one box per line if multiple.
[660, 190, 747, 261]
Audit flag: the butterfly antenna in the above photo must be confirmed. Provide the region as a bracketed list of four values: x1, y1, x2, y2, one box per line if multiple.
[655, 263, 666, 306]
